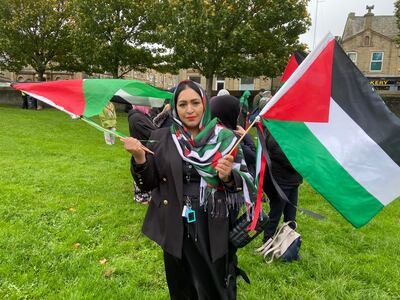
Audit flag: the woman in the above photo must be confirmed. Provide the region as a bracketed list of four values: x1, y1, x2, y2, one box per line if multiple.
[122, 80, 255, 299]
[128, 105, 156, 204]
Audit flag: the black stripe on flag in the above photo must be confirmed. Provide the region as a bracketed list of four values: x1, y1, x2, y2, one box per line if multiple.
[294, 51, 307, 65]
[331, 41, 400, 166]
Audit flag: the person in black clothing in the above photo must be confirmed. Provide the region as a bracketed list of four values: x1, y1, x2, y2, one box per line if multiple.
[128, 105, 155, 141]
[262, 129, 303, 243]
[128, 105, 156, 204]
[21, 92, 28, 109]
[210, 95, 256, 177]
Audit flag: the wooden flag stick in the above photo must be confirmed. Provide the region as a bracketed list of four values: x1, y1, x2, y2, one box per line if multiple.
[227, 117, 259, 156]
[80, 117, 154, 155]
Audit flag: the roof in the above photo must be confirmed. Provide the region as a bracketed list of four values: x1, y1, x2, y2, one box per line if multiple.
[342, 14, 399, 41]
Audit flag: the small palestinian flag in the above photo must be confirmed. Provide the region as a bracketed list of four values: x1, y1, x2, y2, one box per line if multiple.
[260, 33, 400, 227]
[279, 51, 307, 86]
[12, 79, 172, 117]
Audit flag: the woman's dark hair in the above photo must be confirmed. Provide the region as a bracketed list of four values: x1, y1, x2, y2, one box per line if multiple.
[173, 80, 204, 107]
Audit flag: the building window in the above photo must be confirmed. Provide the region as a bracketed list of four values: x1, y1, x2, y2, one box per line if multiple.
[347, 52, 357, 64]
[189, 76, 201, 84]
[240, 77, 255, 90]
[216, 77, 225, 91]
[364, 36, 370, 46]
[370, 52, 383, 72]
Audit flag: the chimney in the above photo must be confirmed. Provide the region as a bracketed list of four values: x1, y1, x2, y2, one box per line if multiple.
[364, 5, 374, 29]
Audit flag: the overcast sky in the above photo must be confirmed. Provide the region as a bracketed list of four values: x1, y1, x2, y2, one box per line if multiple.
[299, 0, 396, 49]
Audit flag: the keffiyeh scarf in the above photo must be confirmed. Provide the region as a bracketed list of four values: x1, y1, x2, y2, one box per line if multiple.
[170, 81, 256, 216]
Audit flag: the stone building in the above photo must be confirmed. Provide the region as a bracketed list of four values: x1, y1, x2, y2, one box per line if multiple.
[179, 69, 272, 95]
[341, 6, 400, 91]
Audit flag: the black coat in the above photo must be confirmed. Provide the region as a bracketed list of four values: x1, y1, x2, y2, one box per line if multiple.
[131, 128, 244, 262]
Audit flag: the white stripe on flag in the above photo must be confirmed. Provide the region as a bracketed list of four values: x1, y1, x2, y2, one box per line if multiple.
[306, 98, 400, 205]
[22, 91, 78, 117]
[115, 89, 164, 107]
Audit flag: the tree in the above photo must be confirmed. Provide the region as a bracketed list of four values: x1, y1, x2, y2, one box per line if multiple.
[155, 0, 310, 96]
[396, 0, 400, 44]
[67, 0, 156, 78]
[0, 0, 72, 81]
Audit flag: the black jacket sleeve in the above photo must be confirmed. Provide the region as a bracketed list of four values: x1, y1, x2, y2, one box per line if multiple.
[128, 111, 156, 141]
[130, 130, 160, 191]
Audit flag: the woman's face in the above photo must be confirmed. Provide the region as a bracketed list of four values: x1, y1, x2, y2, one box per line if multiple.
[176, 87, 204, 130]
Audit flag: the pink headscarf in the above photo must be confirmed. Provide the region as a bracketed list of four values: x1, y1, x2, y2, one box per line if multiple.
[132, 105, 151, 115]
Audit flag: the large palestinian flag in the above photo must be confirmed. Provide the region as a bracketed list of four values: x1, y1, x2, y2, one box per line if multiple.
[260, 34, 400, 227]
[12, 79, 172, 117]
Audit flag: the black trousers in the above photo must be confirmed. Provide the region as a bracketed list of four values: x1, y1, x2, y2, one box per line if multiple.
[163, 200, 236, 300]
[263, 184, 299, 241]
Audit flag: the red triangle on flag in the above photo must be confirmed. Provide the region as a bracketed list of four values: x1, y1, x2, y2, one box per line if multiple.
[13, 80, 85, 115]
[280, 55, 299, 84]
[264, 40, 335, 123]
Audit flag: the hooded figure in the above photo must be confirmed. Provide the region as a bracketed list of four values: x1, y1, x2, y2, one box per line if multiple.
[238, 90, 250, 128]
[210, 95, 256, 176]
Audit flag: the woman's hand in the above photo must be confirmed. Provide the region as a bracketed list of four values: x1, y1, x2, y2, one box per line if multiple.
[234, 125, 246, 137]
[215, 155, 234, 183]
[121, 137, 146, 164]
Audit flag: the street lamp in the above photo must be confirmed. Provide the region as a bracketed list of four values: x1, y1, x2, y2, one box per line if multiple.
[312, 0, 326, 49]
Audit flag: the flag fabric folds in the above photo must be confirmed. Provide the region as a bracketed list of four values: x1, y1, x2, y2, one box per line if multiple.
[259, 33, 400, 228]
[12, 79, 173, 117]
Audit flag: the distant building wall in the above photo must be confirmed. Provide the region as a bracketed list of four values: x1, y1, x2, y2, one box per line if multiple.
[341, 9, 400, 91]
[179, 69, 273, 93]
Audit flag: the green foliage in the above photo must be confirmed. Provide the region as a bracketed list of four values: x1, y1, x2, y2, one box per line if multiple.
[154, 0, 311, 94]
[0, 106, 399, 299]
[0, 0, 72, 80]
[66, 0, 156, 78]
[396, 0, 400, 45]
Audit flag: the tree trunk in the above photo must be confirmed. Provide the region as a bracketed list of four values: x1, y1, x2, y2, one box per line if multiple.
[270, 77, 274, 94]
[205, 76, 213, 98]
[112, 65, 119, 79]
[37, 70, 45, 82]
[36, 69, 46, 110]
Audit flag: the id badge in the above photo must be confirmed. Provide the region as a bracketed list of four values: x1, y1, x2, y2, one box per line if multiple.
[186, 208, 196, 223]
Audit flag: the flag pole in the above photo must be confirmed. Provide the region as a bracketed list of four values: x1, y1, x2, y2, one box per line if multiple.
[80, 117, 154, 155]
[227, 117, 259, 156]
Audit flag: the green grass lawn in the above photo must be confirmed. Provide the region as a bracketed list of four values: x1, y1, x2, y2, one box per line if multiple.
[1, 105, 399, 299]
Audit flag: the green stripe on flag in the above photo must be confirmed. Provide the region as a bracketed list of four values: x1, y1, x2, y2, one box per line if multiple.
[264, 119, 384, 228]
[82, 79, 173, 117]
[83, 79, 128, 117]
